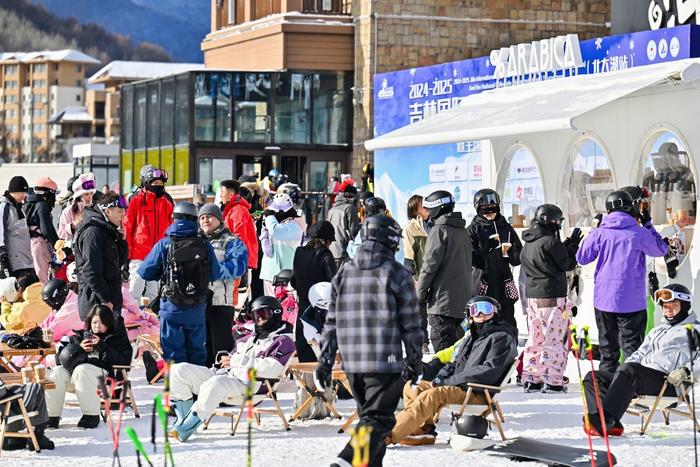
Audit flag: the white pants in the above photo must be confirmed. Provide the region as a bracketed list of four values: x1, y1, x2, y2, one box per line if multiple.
[263, 280, 275, 297]
[46, 364, 107, 417]
[169, 362, 246, 420]
[129, 259, 159, 302]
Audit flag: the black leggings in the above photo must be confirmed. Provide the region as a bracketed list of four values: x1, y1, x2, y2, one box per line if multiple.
[205, 305, 235, 367]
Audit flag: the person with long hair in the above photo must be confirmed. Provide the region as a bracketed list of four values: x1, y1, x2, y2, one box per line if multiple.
[45, 304, 132, 429]
[403, 194, 430, 351]
[58, 173, 97, 244]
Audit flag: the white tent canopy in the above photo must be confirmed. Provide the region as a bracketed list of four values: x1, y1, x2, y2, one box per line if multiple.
[365, 59, 700, 151]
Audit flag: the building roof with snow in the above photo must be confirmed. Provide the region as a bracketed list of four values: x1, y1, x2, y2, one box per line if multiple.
[0, 49, 100, 64]
[48, 106, 93, 124]
[87, 60, 205, 84]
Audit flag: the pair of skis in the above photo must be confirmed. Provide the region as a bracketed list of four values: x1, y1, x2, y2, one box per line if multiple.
[569, 325, 615, 467]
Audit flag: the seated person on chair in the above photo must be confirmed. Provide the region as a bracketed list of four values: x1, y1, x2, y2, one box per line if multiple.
[0, 380, 54, 451]
[388, 296, 517, 446]
[583, 283, 700, 437]
[45, 304, 132, 430]
[168, 295, 295, 442]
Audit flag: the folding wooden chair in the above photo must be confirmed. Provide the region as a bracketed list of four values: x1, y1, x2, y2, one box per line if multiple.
[136, 334, 166, 384]
[65, 365, 140, 420]
[0, 393, 40, 456]
[202, 360, 294, 436]
[442, 357, 519, 441]
[626, 377, 699, 435]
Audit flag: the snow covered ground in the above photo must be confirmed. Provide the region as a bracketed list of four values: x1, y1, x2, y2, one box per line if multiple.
[3, 355, 698, 467]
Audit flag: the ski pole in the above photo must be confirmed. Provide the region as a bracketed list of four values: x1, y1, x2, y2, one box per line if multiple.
[246, 367, 257, 467]
[125, 427, 154, 467]
[685, 324, 699, 467]
[570, 325, 596, 467]
[582, 326, 614, 466]
[155, 393, 175, 467]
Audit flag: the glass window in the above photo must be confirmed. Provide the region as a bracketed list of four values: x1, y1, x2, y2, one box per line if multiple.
[641, 131, 696, 264]
[233, 72, 271, 143]
[194, 73, 214, 141]
[566, 138, 613, 228]
[160, 147, 175, 186]
[175, 146, 189, 185]
[122, 86, 133, 150]
[175, 76, 189, 145]
[500, 145, 544, 226]
[147, 83, 159, 147]
[215, 73, 232, 142]
[160, 79, 174, 146]
[275, 73, 311, 144]
[313, 73, 348, 144]
[199, 158, 213, 193]
[121, 151, 133, 191]
[134, 86, 146, 148]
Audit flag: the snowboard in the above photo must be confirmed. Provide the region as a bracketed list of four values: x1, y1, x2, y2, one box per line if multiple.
[483, 437, 617, 466]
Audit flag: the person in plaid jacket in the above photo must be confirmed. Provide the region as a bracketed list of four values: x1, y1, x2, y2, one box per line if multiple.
[315, 214, 423, 467]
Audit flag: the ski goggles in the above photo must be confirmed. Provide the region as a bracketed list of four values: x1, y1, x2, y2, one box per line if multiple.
[423, 195, 455, 209]
[79, 179, 97, 191]
[478, 193, 500, 206]
[150, 169, 168, 182]
[654, 288, 692, 304]
[99, 197, 127, 210]
[468, 300, 498, 317]
[251, 307, 278, 321]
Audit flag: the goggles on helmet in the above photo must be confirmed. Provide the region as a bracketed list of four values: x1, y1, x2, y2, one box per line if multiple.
[99, 197, 127, 210]
[468, 300, 498, 317]
[654, 288, 692, 304]
[478, 193, 499, 206]
[423, 196, 455, 209]
[149, 169, 169, 183]
[251, 307, 274, 321]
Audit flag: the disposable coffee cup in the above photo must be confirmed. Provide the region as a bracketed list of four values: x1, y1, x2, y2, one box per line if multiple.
[42, 329, 53, 344]
[34, 365, 46, 381]
[501, 242, 512, 257]
[489, 233, 500, 245]
[21, 367, 34, 384]
[140, 296, 151, 307]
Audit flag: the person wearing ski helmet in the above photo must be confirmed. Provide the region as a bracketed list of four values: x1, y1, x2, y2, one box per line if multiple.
[292, 220, 337, 362]
[468, 188, 523, 329]
[123, 165, 174, 302]
[168, 295, 295, 442]
[577, 190, 668, 374]
[315, 214, 423, 466]
[259, 193, 304, 296]
[326, 184, 361, 267]
[388, 295, 517, 446]
[347, 196, 388, 259]
[582, 283, 700, 437]
[138, 202, 221, 366]
[416, 190, 473, 352]
[23, 176, 60, 283]
[519, 204, 579, 393]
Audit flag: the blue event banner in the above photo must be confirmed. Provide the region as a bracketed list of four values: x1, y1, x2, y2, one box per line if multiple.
[373, 24, 700, 138]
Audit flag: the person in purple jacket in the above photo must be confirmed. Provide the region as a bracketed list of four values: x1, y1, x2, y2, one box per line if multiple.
[576, 190, 668, 374]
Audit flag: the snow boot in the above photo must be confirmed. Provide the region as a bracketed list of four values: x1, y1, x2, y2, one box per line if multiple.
[28, 424, 55, 451]
[142, 350, 161, 382]
[583, 413, 614, 437]
[47, 416, 60, 429]
[523, 382, 542, 393]
[168, 399, 194, 432]
[399, 424, 437, 446]
[77, 415, 100, 429]
[170, 411, 202, 442]
[2, 437, 27, 450]
[609, 419, 624, 436]
[541, 383, 568, 394]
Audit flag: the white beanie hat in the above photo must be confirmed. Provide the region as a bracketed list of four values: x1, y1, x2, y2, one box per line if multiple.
[72, 173, 97, 200]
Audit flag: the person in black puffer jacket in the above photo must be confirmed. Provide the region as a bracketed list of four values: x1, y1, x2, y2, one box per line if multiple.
[73, 194, 126, 321]
[291, 220, 337, 362]
[467, 189, 522, 329]
[45, 304, 132, 429]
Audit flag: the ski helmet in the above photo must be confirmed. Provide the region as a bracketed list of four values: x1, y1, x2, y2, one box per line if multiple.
[619, 185, 650, 212]
[58, 343, 88, 373]
[278, 183, 302, 205]
[453, 415, 488, 439]
[364, 197, 387, 217]
[655, 283, 692, 314]
[250, 296, 283, 337]
[268, 168, 280, 178]
[140, 165, 168, 186]
[309, 282, 332, 311]
[424, 190, 455, 220]
[605, 190, 635, 215]
[272, 269, 293, 287]
[42, 278, 69, 309]
[269, 193, 294, 213]
[361, 214, 402, 251]
[533, 204, 565, 228]
[173, 202, 198, 221]
[473, 188, 500, 215]
[274, 173, 289, 189]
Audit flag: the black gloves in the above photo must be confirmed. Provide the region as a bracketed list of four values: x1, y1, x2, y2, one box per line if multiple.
[639, 208, 652, 226]
[263, 209, 276, 218]
[648, 271, 659, 297]
[593, 213, 603, 228]
[432, 363, 454, 387]
[314, 356, 333, 392]
[402, 358, 423, 385]
[569, 228, 583, 246]
[0, 254, 10, 280]
[404, 258, 416, 276]
[431, 375, 445, 387]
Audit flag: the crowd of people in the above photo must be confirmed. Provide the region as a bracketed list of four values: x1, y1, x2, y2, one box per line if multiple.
[0, 165, 698, 467]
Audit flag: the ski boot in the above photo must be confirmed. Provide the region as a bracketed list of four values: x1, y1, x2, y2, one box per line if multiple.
[541, 383, 568, 394]
[523, 381, 543, 393]
[170, 411, 202, 442]
[168, 399, 194, 432]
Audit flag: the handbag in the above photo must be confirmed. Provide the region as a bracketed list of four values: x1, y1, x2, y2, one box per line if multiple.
[504, 277, 519, 302]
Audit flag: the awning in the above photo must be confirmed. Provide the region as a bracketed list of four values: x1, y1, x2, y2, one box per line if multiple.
[365, 60, 700, 151]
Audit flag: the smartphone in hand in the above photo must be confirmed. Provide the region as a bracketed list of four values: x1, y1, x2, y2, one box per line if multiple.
[84, 330, 94, 342]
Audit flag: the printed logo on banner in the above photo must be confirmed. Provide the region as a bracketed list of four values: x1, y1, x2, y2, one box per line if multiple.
[670, 36, 681, 57]
[515, 186, 524, 199]
[473, 164, 483, 178]
[658, 38, 669, 58]
[378, 79, 394, 99]
[647, 40, 657, 61]
[445, 157, 469, 182]
[429, 163, 446, 182]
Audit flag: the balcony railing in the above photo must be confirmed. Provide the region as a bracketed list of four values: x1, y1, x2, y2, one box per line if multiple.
[301, 0, 351, 14]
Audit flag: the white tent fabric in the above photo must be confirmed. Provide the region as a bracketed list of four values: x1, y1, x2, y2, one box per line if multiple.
[365, 59, 700, 151]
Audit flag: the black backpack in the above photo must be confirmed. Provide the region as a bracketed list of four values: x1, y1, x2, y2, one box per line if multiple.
[163, 236, 210, 306]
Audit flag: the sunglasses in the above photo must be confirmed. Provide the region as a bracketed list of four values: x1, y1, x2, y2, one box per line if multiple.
[654, 288, 692, 304]
[468, 301, 498, 317]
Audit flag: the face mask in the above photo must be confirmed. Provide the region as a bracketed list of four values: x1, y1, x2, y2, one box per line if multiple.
[147, 185, 165, 198]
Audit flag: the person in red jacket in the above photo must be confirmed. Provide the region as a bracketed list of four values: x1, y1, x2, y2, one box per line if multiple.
[124, 165, 174, 301]
[220, 180, 258, 304]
